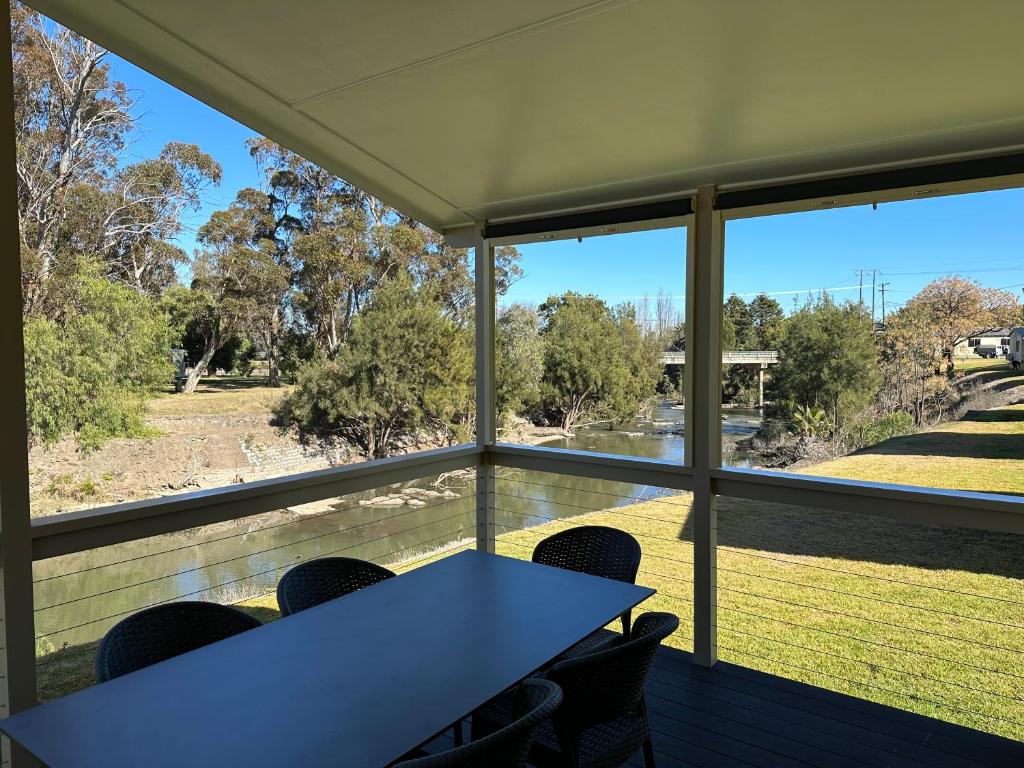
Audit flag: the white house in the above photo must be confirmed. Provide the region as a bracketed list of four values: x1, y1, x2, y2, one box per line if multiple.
[953, 327, 1012, 358]
[1007, 328, 1024, 366]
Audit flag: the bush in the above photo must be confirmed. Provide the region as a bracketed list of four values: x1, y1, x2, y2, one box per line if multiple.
[24, 274, 172, 449]
[276, 279, 473, 458]
[847, 411, 916, 451]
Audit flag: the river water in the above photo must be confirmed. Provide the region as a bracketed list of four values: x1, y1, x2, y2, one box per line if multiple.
[34, 405, 761, 652]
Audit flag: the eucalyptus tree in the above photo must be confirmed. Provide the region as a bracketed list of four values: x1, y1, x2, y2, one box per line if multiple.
[100, 142, 222, 294]
[11, 3, 133, 311]
[184, 188, 292, 390]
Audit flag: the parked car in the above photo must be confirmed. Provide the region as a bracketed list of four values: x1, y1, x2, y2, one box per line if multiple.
[973, 344, 1007, 359]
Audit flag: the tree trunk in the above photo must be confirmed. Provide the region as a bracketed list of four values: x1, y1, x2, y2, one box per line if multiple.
[183, 334, 218, 393]
[264, 328, 280, 387]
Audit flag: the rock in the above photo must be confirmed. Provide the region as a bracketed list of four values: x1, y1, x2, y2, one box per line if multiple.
[407, 498, 427, 507]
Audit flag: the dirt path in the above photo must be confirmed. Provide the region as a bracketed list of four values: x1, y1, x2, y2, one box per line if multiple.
[30, 379, 352, 517]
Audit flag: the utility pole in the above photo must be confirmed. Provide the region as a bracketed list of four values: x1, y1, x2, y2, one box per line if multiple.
[856, 269, 865, 305]
[871, 269, 877, 323]
[879, 281, 889, 325]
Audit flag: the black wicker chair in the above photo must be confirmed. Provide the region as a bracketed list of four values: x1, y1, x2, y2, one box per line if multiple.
[395, 679, 562, 768]
[276, 556, 396, 616]
[533, 526, 642, 655]
[95, 601, 262, 682]
[473, 612, 678, 768]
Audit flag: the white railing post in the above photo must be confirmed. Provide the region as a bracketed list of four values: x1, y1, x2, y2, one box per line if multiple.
[474, 228, 496, 553]
[0, 2, 42, 764]
[687, 185, 722, 667]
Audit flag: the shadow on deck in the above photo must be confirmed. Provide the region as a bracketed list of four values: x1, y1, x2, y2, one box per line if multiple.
[637, 646, 1023, 768]
[425, 643, 1023, 767]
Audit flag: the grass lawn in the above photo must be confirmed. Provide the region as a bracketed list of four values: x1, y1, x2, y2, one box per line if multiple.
[800, 403, 1024, 496]
[953, 358, 1010, 373]
[146, 377, 290, 417]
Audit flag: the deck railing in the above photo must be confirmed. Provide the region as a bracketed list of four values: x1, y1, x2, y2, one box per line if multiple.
[29, 445, 1024, 742]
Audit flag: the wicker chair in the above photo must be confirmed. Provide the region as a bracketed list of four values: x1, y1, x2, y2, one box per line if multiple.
[533, 526, 642, 655]
[395, 679, 563, 768]
[473, 612, 678, 768]
[95, 601, 262, 682]
[276, 556, 396, 616]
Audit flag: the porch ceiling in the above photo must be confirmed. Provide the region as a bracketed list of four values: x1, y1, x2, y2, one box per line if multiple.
[30, 0, 1024, 231]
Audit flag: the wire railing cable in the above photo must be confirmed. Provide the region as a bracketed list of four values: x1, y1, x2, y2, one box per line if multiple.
[35, 519, 476, 639]
[35, 501, 470, 612]
[34, 490, 471, 584]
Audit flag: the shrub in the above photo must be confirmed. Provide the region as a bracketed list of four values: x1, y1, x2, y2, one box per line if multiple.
[848, 411, 916, 451]
[24, 273, 172, 449]
[276, 279, 473, 458]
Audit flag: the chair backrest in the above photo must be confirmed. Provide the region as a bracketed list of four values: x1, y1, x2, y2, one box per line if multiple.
[532, 526, 641, 584]
[95, 601, 262, 682]
[394, 679, 562, 768]
[547, 612, 678, 730]
[276, 556, 395, 616]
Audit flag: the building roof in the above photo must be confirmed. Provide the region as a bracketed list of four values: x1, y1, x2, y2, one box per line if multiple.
[29, 1, 1024, 233]
[969, 328, 1013, 339]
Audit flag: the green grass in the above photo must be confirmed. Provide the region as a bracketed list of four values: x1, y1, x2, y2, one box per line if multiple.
[146, 377, 290, 417]
[953, 358, 1010, 373]
[802, 403, 1024, 496]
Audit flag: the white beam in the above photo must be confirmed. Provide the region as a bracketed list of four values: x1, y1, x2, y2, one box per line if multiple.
[687, 185, 723, 667]
[490, 444, 695, 491]
[474, 229, 496, 553]
[32, 445, 483, 560]
[0, 2, 41, 761]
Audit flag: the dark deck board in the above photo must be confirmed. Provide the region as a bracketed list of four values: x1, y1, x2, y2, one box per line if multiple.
[643, 646, 1024, 768]
[422, 644, 1023, 768]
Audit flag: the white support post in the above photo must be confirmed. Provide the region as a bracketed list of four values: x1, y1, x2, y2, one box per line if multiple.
[474, 229, 496, 553]
[0, 3, 42, 764]
[686, 185, 723, 667]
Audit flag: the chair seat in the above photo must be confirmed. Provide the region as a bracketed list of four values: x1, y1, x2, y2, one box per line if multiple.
[474, 688, 647, 768]
[558, 629, 619, 661]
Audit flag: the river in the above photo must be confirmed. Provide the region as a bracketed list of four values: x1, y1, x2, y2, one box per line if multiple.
[33, 404, 761, 652]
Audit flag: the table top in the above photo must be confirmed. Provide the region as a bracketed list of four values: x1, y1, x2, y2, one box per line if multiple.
[4, 550, 654, 768]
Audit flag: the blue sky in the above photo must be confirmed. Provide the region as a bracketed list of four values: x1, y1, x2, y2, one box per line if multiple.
[109, 53, 1024, 317]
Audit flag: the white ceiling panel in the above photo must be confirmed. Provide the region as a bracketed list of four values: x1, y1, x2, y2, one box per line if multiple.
[28, 0, 1024, 231]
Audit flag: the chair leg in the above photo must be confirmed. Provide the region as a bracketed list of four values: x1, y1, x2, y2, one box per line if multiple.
[642, 735, 656, 768]
[621, 609, 633, 640]
[452, 719, 464, 746]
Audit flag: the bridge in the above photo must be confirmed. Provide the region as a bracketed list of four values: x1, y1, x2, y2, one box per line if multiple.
[660, 350, 778, 406]
[660, 350, 778, 366]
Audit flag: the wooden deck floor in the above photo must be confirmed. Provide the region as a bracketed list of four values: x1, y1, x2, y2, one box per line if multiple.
[634, 646, 1024, 768]
[426, 644, 1023, 768]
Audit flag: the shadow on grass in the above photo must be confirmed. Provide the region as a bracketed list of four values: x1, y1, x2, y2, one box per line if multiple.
[839, 406, 1024, 459]
[191, 377, 277, 392]
[678, 409, 1024, 579]
[36, 604, 281, 701]
[854, 431, 1024, 459]
[677, 496, 1024, 580]
[962, 407, 1024, 422]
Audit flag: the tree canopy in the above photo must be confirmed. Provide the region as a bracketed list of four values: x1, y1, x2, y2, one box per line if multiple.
[770, 294, 880, 430]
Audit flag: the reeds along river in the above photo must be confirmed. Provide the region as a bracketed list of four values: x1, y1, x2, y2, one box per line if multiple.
[33, 403, 761, 653]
